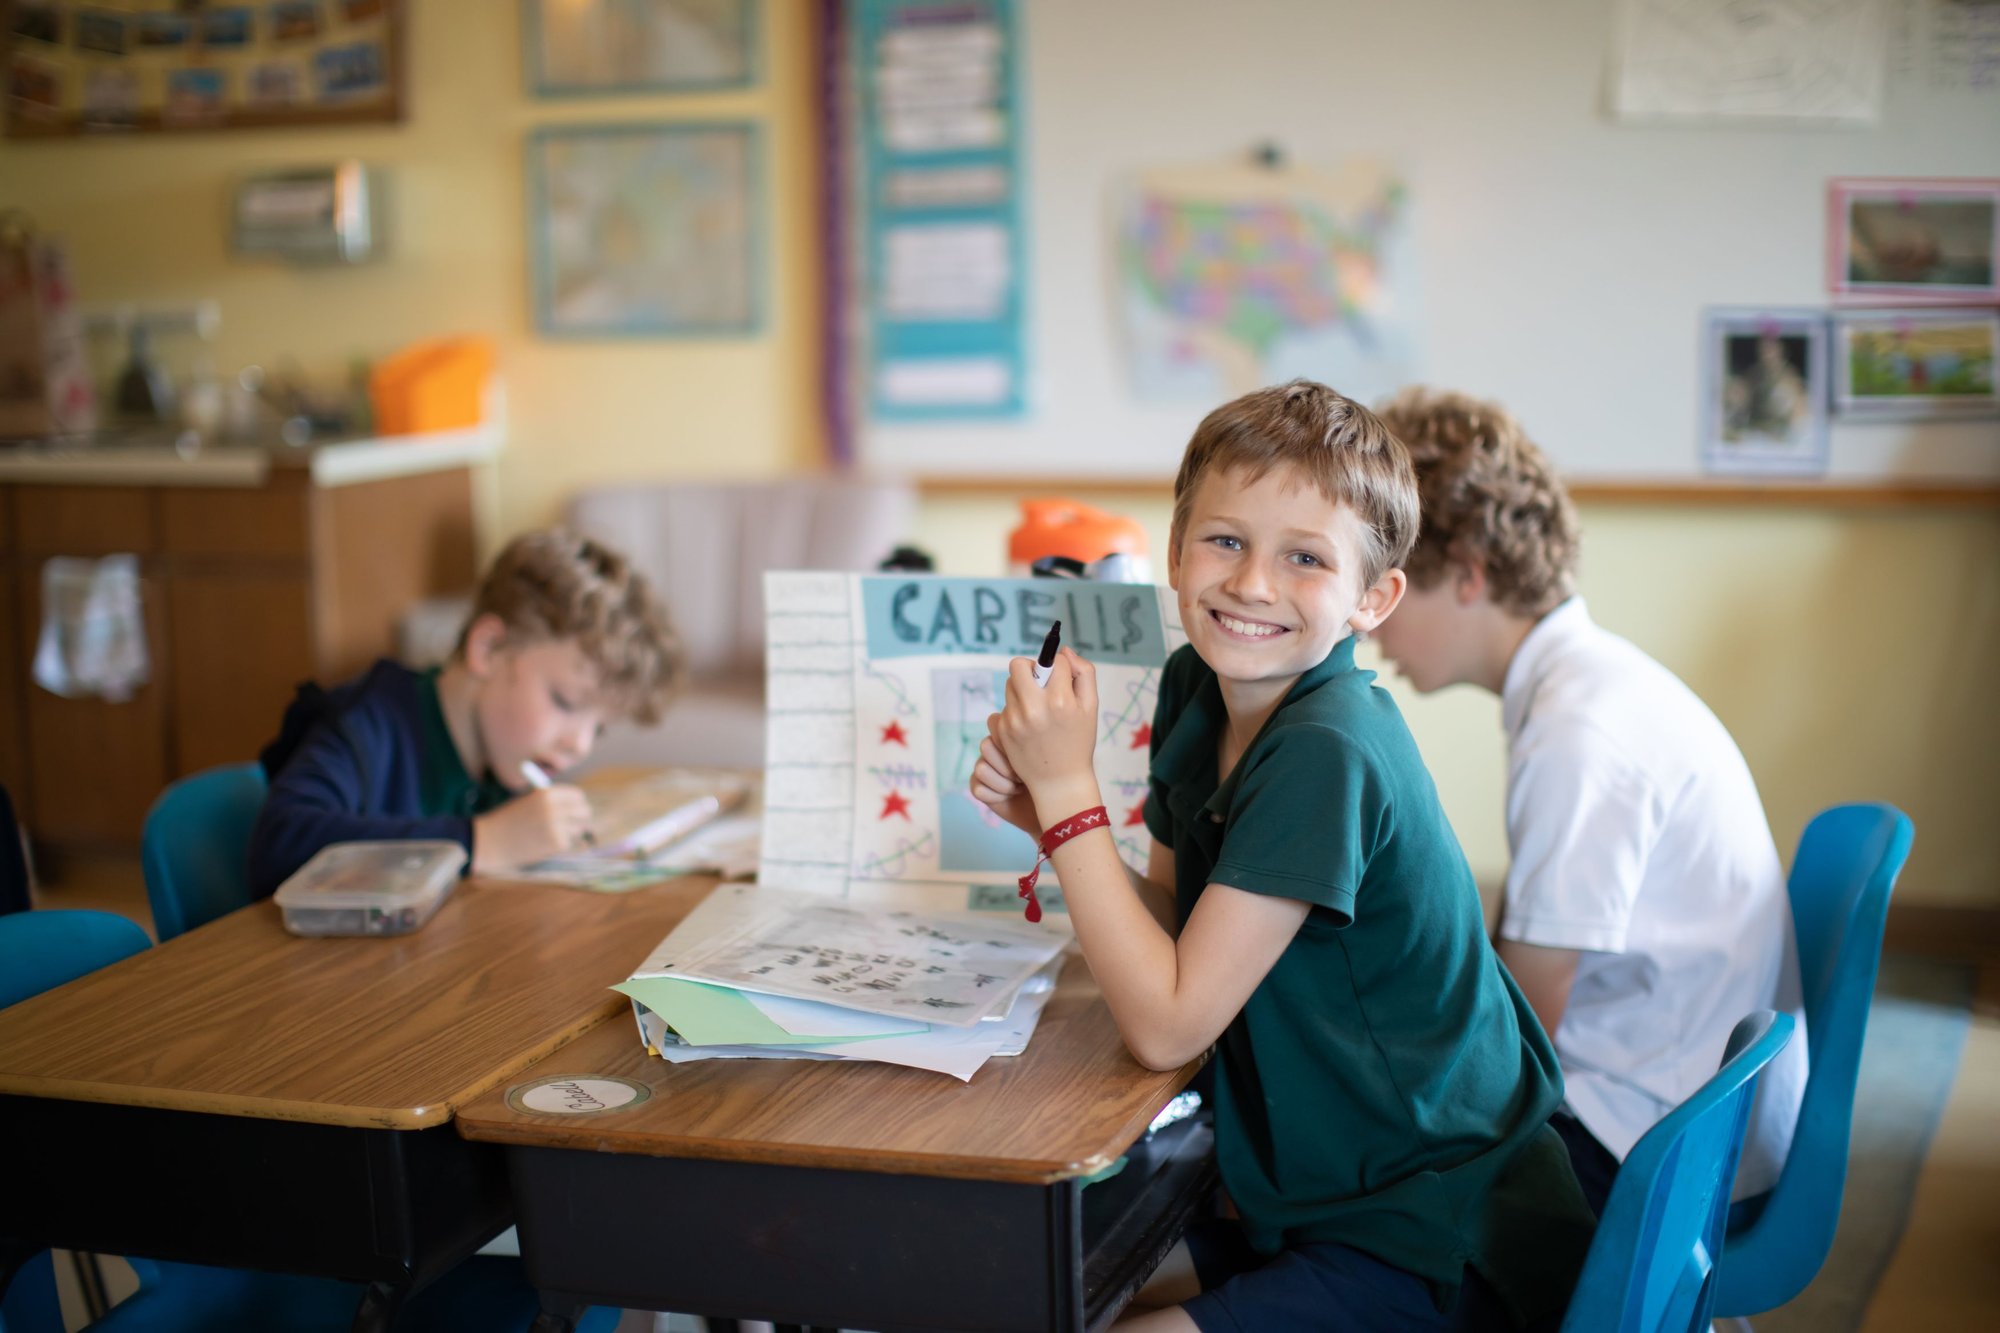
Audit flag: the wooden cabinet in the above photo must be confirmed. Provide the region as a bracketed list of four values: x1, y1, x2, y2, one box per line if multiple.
[2, 463, 478, 849]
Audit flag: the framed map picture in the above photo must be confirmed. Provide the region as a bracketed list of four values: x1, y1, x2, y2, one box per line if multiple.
[529, 122, 761, 337]
[525, 0, 757, 96]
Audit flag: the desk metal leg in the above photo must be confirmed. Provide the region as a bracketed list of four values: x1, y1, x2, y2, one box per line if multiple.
[351, 1279, 408, 1333]
[528, 1289, 590, 1333]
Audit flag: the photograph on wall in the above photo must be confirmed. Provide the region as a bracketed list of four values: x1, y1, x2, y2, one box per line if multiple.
[75, 10, 130, 56]
[1700, 308, 1829, 477]
[270, 1, 325, 44]
[3, 0, 401, 136]
[200, 8, 255, 48]
[7, 54, 63, 121]
[527, 0, 757, 96]
[11, 5, 61, 46]
[1833, 309, 2000, 419]
[138, 14, 194, 48]
[530, 121, 761, 337]
[1828, 178, 2000, 303]
[81, 66, 141, 128]
[164, 67, 228, 124]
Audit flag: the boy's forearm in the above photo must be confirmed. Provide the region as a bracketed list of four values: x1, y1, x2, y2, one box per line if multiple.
[1124, 860, 1178, 932]
[1032, 779, 1193, 1068]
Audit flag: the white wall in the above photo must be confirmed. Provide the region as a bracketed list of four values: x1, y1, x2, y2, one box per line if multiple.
[865, 0, 2000, 482]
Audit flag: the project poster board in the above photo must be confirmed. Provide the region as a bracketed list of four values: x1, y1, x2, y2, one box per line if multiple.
[852, 0, 1027, 421]
[758, 572, 1186, 913]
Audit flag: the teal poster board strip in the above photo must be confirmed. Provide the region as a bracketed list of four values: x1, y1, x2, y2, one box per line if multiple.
[853, 0, 1028, 421]
[860, 576, 1169, 666]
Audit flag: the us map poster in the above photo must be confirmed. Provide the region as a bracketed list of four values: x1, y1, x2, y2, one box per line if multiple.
[758, 573, 1184, 916]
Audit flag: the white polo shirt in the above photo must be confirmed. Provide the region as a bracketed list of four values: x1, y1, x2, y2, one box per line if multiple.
[1500, 598, 1807, 1197]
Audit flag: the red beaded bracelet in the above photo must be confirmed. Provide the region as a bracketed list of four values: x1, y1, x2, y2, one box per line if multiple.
[1016, 805, 1108, 923]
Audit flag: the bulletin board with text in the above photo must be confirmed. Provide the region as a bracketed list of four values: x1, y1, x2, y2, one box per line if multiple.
[3, 0, 404, 137]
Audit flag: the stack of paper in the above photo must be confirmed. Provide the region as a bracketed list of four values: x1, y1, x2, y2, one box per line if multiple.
[614, 882, 1068, 1081]
[514, 770, 762, 892]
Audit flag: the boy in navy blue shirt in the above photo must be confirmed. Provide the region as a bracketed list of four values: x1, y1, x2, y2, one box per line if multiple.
[975, 382, 1592, 1330]
[249, 530, 681, 896]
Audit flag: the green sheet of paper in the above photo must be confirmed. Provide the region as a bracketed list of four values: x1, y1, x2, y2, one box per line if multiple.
[614, 976, 899, 1047]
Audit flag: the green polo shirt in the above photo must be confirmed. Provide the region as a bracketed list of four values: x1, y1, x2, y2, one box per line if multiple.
[415, 668, 512, 820]
[1142, 637, 1594, 1323]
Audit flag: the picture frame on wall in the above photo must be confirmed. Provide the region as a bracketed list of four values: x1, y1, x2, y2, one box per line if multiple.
[1833, 309, 2000, 420]
[1700, 308, 1829, 478]
[525, 0, 758, 96]
[529, 121, 762, 338]
[1827, 177, 2000, 304]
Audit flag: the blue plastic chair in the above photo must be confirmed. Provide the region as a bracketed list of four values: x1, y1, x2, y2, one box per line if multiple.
[1712, 802, 1914, 1318]
[1560, 1010, 1796, 1333]
[140, 763, 267, 941]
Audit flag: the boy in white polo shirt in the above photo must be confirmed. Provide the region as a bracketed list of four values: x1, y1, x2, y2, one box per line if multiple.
[1369, 386, 1807, 1211]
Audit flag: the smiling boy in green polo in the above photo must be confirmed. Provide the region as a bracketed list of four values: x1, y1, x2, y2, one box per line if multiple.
[973, 381, 1594, 1331]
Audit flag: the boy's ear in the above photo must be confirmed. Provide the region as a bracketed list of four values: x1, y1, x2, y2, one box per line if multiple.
[460, 613, 510, 677]
[1166, 531, 1181, 591]
[1454, 559, 1490, 606]
[1350, 568, 1408, 635]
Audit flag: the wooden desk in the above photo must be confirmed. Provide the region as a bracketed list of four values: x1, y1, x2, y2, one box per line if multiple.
[456, 951, 1215, 1333]
[0, 873, 710, 1330]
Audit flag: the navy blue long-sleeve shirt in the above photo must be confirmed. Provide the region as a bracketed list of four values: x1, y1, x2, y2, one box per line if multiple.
[248, 659, 508, 898]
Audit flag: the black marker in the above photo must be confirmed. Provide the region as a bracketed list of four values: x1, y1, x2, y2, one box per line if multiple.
[1032, 620, 1062, 688]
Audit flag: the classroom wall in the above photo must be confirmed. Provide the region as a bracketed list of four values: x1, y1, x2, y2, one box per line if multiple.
[868, 0, 2000, 484]
[4, 2, 1995, 909]
[914, 491, 2000, 911]
[0, 0, 826, 538]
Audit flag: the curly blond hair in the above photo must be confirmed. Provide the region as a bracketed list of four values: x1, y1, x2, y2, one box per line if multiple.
[456, 529, 682, 725]
[1373, 387, 1579, 617]
[1171, 380, 1419, 588]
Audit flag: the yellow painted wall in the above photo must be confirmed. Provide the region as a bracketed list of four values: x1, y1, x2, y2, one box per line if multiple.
[914, 492, 2000, 910]
[0, 0, 825, 538]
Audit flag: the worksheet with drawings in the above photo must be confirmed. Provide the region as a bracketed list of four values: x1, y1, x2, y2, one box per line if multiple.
[758, 571, 1186, 915]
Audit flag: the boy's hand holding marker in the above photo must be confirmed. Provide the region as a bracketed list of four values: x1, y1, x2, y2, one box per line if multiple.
[971, 620, 1061, 841]
[469, 760, 595, 874]
[973, 621, 1114, 922]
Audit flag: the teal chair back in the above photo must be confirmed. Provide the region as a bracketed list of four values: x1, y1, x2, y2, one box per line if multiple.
[141, 764, 267, 941]
[1713, 802, 1914, 1317]
[1561, 1010, 1795, 1333]
[1, 910, 151, 1333]
[0, 909, 149, 1009]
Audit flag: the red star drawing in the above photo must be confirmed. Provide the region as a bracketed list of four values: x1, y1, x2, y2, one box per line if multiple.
[880, 720, 908, 746]
[1125, 804, 1147, 827]
[879, 790, 913, 820]
[1129, 722, 1152, 750]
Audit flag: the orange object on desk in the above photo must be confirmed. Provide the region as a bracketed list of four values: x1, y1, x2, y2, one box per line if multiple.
[1007, 498, 1148, 574]
[369, 335, 494, 435]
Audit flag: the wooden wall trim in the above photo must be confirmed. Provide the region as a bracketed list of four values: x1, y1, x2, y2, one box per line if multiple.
[913, 476, 2000, 508]
[1884, 903, 2000, 965]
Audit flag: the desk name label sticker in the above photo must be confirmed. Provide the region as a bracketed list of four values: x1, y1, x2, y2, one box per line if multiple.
[507, 1076, 651, 1116]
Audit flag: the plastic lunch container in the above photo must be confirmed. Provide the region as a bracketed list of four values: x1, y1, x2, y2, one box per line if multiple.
[273, 840, 467, 938]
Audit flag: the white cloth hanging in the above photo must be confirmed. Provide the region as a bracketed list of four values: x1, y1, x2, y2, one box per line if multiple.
[32, 554, 150, 703]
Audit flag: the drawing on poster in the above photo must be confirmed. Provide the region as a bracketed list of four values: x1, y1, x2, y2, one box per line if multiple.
[759, 573, 1185, 915]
